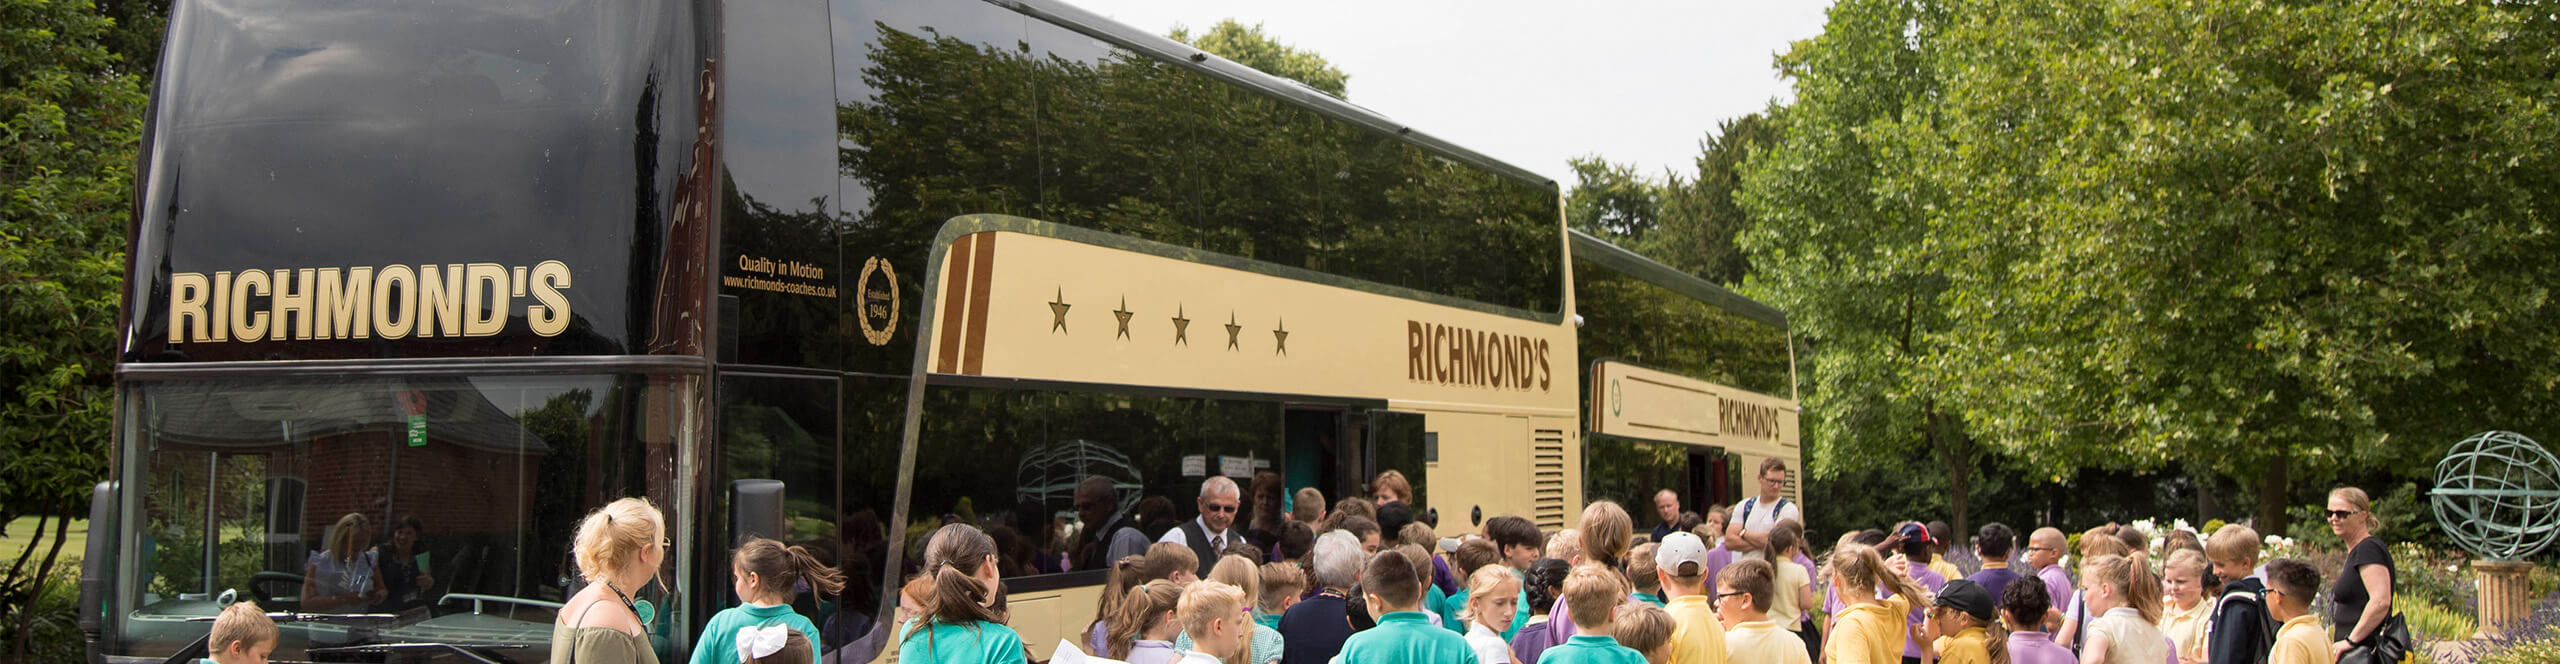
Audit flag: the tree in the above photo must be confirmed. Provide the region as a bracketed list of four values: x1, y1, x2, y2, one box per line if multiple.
[1656, 112, 1776, 287]
[1, 0, 149, 657]
[1903, 0, 2560, 532]
[1736, 0, 2002, 537]
[1171, 20, 1348, 97]
[1566, 156, 1662, 243]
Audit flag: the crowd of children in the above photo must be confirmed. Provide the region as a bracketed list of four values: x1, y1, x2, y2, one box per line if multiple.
[190, 478, 2376, 664]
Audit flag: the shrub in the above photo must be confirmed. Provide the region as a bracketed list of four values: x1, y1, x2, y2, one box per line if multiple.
[2404, 597, 2476, 640]
[0, 563, 84, 662]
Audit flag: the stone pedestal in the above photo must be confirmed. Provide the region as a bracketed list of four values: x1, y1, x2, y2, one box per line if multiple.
[2475, 559, 2535, 638]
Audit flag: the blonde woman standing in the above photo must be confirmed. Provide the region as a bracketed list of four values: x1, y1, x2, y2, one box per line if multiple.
[304, 513, 387, 612]
[553, 497, 669, 664]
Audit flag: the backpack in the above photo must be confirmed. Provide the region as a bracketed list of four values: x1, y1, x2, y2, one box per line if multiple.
[2207, 587, 2279, 664]
[1739, 496, 1792, 525]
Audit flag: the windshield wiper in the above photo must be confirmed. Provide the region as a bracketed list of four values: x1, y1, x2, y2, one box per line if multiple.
[309, 642, 529, 664]
[182, 611, 400, 626]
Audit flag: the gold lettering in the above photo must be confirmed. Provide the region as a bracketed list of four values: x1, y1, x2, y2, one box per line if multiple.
[463, 263, 508, 337]
[316, 267, 373, 340]
[229, 269, 271, 342]
[169, 273, 211, 344]
[374, 265, 417, 339]
[1407, 321, 1425, 380]
[1535, 339, 1551, 392]
[417, 263, 466, 338]
[208, 271, 232, 342]
[527, 260, 572, 336]
[271, 268, 316, 340]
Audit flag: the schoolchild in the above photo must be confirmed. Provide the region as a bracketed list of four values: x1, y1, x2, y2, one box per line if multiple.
[2260, 560, 2330, 664]
[1926, 580, 2002, 664]
[2203, 525, 2275, 664]
[2076, 554, 2167, 664]
[1628, 543, 1667, 607]
[205, 602, 278, 664]
[1823, 543, 1933, 664]
[1651, 532, 1731, 664]
[1966, 524, 2023, 605]
[1110, 581, 1187, 664]
[1999, 579, 2075, 664]
[1174, 581, 1253, 664]
[1445, 538, 1505, 633]
[1615, 603, 1677, 664]
[1175, 556, 1284, 664]
[1463, 565, 1524, 664]
[1537, 565, 1649, 664]
[1716, 560, 1811, 664]
[1335, 548, 1481, 663]
[898, 524, 1030, 664]
[694, 538, 841, 664]
[1512, 559, 1573, 664]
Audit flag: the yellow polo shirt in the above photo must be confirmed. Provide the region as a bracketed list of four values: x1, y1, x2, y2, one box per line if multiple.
[1933, 627, 1991, 664]
[1663, 595, 1730, 664]
[2269, 614, 2331, 664]
[1826, 596, 1913, 664]
[1726, 620, 1811, 664]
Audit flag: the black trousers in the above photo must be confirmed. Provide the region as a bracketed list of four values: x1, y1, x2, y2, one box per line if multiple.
[1797, 619, 1823, 662]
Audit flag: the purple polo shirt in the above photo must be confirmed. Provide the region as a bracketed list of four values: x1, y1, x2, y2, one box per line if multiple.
[1903, 567, 1949, 658]
[2036, 563, 2074, 617]
[2007, 631, 2077, 664]
[1703, 544, 1735, 597]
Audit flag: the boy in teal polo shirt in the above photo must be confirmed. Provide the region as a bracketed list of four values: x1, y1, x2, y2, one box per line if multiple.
[1540, 565, 1648, 664]
[1336, 548, 1481, 663]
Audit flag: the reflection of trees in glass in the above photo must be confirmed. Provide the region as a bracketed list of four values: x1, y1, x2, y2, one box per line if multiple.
[143, 454, 269, 598]
[1573, 259, 1793, 397]
[837, 23, 1560, 316]
[520, 389, 591, 599]
[1583, 438, 1688, 520]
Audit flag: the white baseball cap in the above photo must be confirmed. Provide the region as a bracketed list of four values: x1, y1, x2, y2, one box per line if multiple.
[1656, 531, 1711, 576]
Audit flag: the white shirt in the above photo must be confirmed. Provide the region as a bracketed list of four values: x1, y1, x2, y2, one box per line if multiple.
[1466, 621, 1514, 664]
[1157, 517, 1238, 551]
[1729, 495, 1800, 561]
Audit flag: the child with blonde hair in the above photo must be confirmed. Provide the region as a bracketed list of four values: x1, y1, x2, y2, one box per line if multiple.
[1173, 581, 1251, 664]
[207, 602, 279, 664]
[1823, 543, 1933, 664]
[2159, 550, 2214, 664]
[1175, 556, 1282, 664]
[2079, 553, 2168, 664]
[1462, 565, 1523, 664]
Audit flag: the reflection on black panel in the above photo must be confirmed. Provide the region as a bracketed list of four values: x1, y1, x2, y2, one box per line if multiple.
[831, 0, 1563, 374]
[1573, 258, 1794, 397]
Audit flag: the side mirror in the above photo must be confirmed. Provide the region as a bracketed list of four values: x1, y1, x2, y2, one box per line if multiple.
[732, 479, 786, 546]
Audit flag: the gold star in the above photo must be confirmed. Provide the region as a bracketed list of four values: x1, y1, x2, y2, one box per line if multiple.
[1273, 318, 1288, 356]
[1114, 296, 1134, 340]
[1224, 312, 1243, 351]
[1171, 305, 1191, 346]
[1049, 288, 1071, 334]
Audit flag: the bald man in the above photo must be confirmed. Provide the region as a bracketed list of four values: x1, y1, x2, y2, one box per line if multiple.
[2027, 527, 2073, 629]
[1159, 476, 1245, 576]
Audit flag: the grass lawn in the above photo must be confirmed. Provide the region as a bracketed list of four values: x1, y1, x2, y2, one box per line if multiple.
[1, 517, 90, 567]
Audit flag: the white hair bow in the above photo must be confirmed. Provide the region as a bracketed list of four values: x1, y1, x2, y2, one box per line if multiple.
[737, 625, 791, 662]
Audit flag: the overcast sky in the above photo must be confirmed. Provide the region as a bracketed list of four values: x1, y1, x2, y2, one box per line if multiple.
[1068, 0, 1836, 185]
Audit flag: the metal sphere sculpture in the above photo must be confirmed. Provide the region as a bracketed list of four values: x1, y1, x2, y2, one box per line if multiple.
[2431, 431, 2560, 561]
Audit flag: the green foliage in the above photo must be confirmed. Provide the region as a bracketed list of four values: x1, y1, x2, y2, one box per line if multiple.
[1170, 20, 1347, 97]
[2403, 596, 2476, 641]
[0, 562, 82, 662]
[2480, 627, 2560, 664]
[1567, 157, 1663, 243]
[2391, 542, 2476, 612]
[1741, 0, 2560, 534]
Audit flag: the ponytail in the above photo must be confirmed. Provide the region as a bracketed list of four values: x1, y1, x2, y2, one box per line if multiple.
[1824, 543, 1930, 609]
[1093, 555, 1144, 625]
[916, 525, 1004, 628]
[1106, 580, 1183, 659]
[1984, 615, 2010, 664]
[2091, 552, 2163, 624]
[734, 538, 848, 600]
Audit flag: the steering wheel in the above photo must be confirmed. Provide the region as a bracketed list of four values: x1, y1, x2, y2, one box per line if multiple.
[247, 571, 305, 610]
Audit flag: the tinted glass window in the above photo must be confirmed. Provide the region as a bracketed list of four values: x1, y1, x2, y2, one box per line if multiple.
[902, 386, 1283, 587]
[115, 374, 687, 663]
[721, 0, 845, 368]
[830, 1, 1563, 373]
[1573, 258, 1794, 397]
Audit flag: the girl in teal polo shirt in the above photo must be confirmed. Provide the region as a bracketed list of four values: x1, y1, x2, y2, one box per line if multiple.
[899, 525, 1029, 664]
[693, 538, 842, 664]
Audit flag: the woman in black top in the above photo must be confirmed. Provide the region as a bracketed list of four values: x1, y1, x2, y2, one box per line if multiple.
[2325, 486, 2394, 657]
[374, 515, 436, 612]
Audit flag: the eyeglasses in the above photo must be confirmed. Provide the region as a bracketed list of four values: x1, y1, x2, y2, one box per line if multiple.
[2323, 509, 2361, 520]
[1714, 591, 1748, 602]
[1206, 504, 1239, 514]
[2025, 546, 2056, 553]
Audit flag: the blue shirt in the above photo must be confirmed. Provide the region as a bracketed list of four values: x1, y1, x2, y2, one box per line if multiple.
[1336, 611, 1480, 664]
[1439, 589, 1472, 634]
[897, 619, 1027, 664]
[692, 603, 822, 664]
[1537, 634, 1648, 664]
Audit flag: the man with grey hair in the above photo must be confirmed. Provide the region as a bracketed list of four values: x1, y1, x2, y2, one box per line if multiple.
[1157, 475, 1244, 576]
[1277, 530, 1364, 664]
[1071, 475, 1151, 571]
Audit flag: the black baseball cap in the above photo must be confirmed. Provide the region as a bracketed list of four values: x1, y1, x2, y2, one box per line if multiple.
[1933, 579, 1997, 621]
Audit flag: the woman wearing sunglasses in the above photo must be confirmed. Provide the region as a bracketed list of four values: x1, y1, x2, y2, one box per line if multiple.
[2324, 487, 2395, 660]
